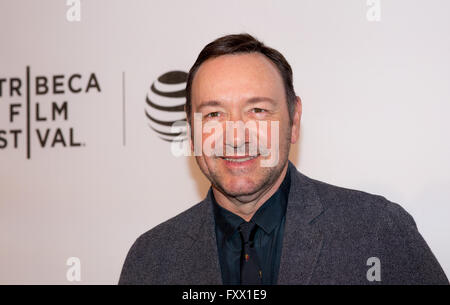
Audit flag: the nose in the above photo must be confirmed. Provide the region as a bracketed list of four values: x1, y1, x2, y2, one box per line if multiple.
[224, 111, 249, 154]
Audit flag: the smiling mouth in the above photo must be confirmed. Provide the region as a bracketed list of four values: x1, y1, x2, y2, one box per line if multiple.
[220, 155, 259, 163]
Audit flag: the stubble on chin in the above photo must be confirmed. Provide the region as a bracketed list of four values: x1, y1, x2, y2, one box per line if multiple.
[207, 159, 287, 204]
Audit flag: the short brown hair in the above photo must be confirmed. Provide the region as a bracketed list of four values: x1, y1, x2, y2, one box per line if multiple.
[185, 33, 297, 123]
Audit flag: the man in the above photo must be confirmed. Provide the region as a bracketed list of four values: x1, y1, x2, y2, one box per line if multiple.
[119, 33, 448, 285]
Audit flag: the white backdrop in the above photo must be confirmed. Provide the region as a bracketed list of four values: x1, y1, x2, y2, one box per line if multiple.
[0, 0, 449, 284]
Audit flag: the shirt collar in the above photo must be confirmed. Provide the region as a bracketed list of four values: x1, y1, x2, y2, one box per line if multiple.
[211, 166, 291, 239]
[211, 192, 245, 240]
[251, 167, 290, 234]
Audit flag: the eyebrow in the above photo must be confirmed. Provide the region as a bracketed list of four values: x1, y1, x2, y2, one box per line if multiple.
[196, 96, 276, 112]
[196, 100, 222, 112]
[246, 96, 276, 105]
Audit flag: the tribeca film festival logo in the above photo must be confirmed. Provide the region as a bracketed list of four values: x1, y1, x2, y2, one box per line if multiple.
[0, 67, 101, 159]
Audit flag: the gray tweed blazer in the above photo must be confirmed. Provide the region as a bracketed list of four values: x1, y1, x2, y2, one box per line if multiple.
[119, 161, 448, 285]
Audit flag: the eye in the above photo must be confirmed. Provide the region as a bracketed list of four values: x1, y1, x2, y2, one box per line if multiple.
[205, 111, 221, 118]
[251, 108, 267, 114]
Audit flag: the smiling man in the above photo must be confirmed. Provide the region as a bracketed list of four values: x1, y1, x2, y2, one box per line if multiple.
[119, 33, 448, 285]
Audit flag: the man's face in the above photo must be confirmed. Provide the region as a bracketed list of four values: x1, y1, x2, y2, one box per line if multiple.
[190, 53, 300, 201]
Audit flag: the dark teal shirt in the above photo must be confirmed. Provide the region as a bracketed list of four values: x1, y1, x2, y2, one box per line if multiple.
[211, 167, 291, 285]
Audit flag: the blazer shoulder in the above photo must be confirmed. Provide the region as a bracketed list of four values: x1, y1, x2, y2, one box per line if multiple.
[301, 172, 416, 229]
[118, 199, 208, 284]
[136, 199, 207, 246]
[299, 173, 449, 284]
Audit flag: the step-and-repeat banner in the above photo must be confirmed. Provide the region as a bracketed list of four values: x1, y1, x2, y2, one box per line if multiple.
[1, 0, 449, 284]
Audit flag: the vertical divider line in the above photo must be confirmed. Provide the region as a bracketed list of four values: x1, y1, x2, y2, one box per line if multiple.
[122, 71, 126, 146]
[26, 66, 31, 159]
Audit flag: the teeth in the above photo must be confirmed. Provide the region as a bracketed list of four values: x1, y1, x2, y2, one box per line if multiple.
[222, 156, 257, 162]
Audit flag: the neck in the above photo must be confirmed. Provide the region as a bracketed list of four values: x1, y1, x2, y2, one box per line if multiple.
[212, 163, 289, 221]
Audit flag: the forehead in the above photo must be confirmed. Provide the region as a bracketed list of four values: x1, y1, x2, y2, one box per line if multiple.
[191, 52, 285, 104]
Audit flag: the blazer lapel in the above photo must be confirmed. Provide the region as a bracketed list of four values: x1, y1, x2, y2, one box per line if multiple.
[179, 191, 223, 285]
[277, 162, 324, 284]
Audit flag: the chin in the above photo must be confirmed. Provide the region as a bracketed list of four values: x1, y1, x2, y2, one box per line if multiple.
[219, 178, 262, 197]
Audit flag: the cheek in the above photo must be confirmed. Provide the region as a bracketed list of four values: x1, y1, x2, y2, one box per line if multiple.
[201, 123, 225, 157]
[260, 120, 283, 148]
[267, 120, 291, 151]
[195, 155, 212, 177]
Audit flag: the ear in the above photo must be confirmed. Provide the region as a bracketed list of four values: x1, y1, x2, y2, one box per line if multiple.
[290, 96, 302, 144]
